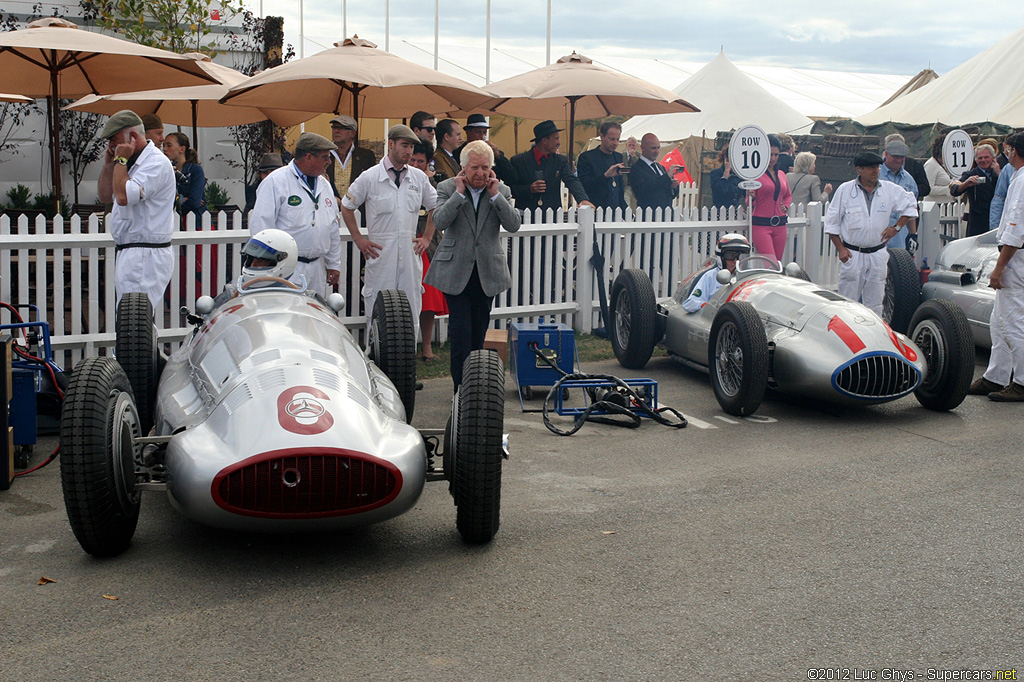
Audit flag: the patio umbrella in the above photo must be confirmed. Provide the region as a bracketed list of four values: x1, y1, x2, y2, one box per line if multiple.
[475, 52, 700, 157]
[220, 36, 492, 120]
[66, 54, 319, 153]
[0, 93, 31, 103]
[0, 17, 218, 206]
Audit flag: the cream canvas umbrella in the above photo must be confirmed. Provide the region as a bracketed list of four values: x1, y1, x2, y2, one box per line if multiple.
[0, 17, 218, 204]
[0, 93, 31, 103]
[474, 52, 700, 156]
[66, 54, 319, 153]
[220, 36, 491, 120]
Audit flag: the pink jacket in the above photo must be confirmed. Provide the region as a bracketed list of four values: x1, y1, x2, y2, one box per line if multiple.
[750, 170, 791, 219]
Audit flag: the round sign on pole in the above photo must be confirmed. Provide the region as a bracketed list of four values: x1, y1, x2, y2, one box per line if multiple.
[728, 124, 772, 182]
[942, 129, 974, 179]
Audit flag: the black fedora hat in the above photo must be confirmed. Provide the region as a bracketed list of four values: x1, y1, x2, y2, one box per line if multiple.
[532, 120, 562, 142]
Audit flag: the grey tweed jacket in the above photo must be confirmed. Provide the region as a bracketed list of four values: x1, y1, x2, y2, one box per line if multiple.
[424, 177, 522, 297]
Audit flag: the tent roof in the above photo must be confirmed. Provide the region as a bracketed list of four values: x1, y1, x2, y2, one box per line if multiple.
[619, 52, 813, 142]
[378, 42, 908, 120]
[856, 24, 1024, 126]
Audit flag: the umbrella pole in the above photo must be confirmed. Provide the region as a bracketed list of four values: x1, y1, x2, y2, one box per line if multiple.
[191, 100, 198, 156]
[49, 68, 62, 216]
[568, 97, 576, 169]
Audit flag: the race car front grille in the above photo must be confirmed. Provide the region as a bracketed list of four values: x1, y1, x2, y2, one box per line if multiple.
[832, 352, 921, 400]
[213, 449, 401, 519]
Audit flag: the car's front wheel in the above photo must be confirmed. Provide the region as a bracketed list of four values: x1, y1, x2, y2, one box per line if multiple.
[910, 299, 974, 411]
[708, 301, 769, 416]
[59, 357, 142, 557]
[115, 292, 158, 434]
[368, 290, 417, 422]
[884, 248, 920, 334]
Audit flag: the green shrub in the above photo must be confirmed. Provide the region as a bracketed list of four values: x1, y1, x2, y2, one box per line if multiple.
[5, 184, 33, 210]
[205, 181, 231, 209]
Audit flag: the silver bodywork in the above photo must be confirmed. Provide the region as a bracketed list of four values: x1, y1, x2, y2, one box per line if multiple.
[154, 288, 426, 532]
[921, 230, 997, 347]
[661, 259, 927, 405]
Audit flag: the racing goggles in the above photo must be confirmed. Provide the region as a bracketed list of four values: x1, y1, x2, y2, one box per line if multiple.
[720, 250, 747, 261]
[241, 239, 286, 269]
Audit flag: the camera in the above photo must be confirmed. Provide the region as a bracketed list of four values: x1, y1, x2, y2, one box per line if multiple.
[975, 176, 987, 184]
[617, 166, 631, 175]
[432, 172, 446, 184]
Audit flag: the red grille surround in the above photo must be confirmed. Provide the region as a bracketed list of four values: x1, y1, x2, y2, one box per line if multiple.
[212, 448, 402, 519]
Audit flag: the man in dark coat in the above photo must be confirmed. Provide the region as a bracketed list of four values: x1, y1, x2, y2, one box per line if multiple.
[508, 120, 593, 218]
[629, 133, 677, 214]
[576, 120, 627, 212]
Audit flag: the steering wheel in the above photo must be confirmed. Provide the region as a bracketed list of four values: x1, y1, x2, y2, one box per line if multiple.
[736, 254, 782, 274]
[239, 276, 301, 291]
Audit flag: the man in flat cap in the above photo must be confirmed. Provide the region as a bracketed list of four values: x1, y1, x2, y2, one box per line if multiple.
[141, 113, 164, 148]
[97, 109, 177, 309]
[326, 114, 376, 203]
[342, 124, 438, 337]
[880, 136, 921, 253]
[509, 119, 593, 221]
[825, 151, 918, 314]
[250, 132, 342, 298]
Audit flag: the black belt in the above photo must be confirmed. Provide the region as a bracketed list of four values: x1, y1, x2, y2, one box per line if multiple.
[751, 216, 788, 226]
[298, 256, 320, 263]
[115, 242, 171, 252]
[842, 240, 886, 254]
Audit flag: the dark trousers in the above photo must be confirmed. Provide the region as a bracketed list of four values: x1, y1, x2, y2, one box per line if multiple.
[445, 266, 493, 389]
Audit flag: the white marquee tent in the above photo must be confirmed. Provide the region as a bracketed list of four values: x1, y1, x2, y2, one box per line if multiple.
[619, 51, 814, 143]
[856, 24, 1024, 126]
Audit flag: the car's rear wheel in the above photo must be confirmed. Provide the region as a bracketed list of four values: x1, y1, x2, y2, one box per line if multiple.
[369, 290, 416, 422]
[910, 299, 974, 411]
[884, 248, 920, 334]
[708, 301, 769, 416]
[115, 292, 159, 434]
[59, 357, 142, 557]
[452, 350, 504, 544]
[609, 268, 658, 369]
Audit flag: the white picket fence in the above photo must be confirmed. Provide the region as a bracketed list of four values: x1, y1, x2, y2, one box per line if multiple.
[0, 199, 957, 369]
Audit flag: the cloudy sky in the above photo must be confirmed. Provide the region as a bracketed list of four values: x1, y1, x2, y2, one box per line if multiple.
[253, 0, 1024, 77]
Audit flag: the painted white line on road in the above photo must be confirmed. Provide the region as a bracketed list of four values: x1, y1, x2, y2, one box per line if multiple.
[714, 415, 739, 424]
[681, 414, 717, 429]
[742, 415, 777, 423]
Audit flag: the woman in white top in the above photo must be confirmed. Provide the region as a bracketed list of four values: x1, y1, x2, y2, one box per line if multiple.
[786, 152, 832, 208]
[924, 134, 954, 202]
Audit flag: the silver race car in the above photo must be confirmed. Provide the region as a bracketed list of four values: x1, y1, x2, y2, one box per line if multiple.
[59, 283, 505, 557]
[918, 229, 999, 348]
[609, 255, 974, 416]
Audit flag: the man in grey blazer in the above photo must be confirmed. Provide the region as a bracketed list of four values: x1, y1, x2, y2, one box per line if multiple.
[426, 140, 522, 389]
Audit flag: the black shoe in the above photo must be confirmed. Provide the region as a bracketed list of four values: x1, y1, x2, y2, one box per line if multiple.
[415, 381, 424, 391]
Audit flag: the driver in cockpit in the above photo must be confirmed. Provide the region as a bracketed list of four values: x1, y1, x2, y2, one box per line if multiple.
[212, 228, 303, 307]
[682, 232, 751, 312]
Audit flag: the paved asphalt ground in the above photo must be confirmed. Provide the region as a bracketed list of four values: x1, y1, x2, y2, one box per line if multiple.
[2, 351, 1022, 681]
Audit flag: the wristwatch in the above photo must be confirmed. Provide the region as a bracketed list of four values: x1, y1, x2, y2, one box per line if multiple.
[113, 156, 128, 166]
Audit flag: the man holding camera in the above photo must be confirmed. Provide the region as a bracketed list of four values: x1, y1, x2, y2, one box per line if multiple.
[577, 120, 627, 212]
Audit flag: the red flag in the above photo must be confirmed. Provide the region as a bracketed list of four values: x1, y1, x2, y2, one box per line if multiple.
[210, 9, 220, 20]
[660, 147, 694, 184]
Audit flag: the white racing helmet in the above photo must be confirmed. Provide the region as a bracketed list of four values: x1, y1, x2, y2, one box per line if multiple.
[240, 229, 298, 282]
[716, 233, 751, 267]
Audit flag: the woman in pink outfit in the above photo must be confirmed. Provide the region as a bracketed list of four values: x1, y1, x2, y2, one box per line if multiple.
[747, 134, 792, 261]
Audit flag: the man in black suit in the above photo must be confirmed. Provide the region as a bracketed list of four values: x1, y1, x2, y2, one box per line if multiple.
[576, 120, 627, 212]
[629, 133, 678, 216]
[508, 120, 593, 219]
[326, 115, 376, 201]
[455, 113, 514, 183]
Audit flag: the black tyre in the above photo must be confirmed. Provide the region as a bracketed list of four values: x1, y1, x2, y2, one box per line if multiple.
[368, 290, 417, 422]
[452, 350, 505, 544]
[609, 268, 659, 369]
[59, 357, 142, 557]
[884, 248, 920, 334]
[115, 292, 159, 434]
[909, 299, 974, 411]
[708, 301, 769, 416]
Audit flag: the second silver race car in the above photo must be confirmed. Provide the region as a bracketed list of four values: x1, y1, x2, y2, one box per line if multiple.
[609, 255, 975, 416]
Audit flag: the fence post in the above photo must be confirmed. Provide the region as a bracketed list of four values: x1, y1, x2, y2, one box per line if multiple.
[918, 201, 940, 267]
[577, 205, 595, 334]
[805, 201, 824, 284]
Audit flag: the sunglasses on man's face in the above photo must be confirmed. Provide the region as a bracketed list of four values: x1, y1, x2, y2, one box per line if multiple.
[417, 126, 435, 133]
